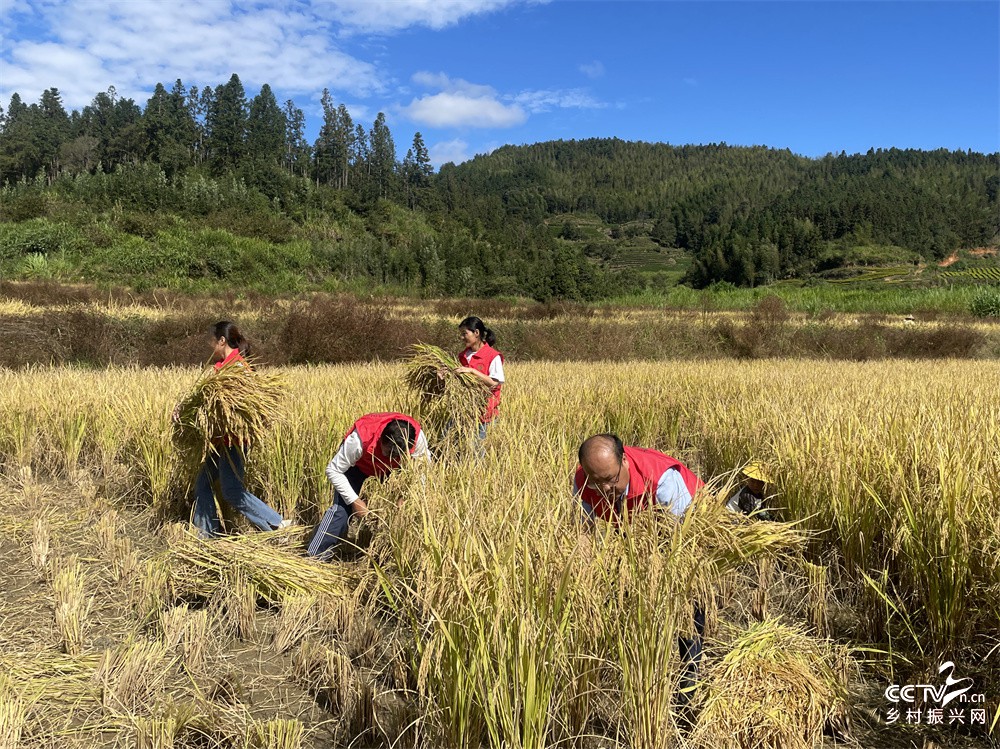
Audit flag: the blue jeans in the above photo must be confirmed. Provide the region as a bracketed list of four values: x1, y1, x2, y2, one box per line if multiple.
[677, 604, 706, 707]
[307, 466, 368, 560]
[192, 446, 283, 537]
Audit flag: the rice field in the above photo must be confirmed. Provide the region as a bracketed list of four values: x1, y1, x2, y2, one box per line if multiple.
[1, 359, 998, 748]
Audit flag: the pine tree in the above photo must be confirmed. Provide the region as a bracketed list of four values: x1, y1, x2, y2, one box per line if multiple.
[246, 83, 285, 165]
[369, 112, 396, 199]
[38, 88, 71, 181]
[206, 74, 247, 173]
[283, 99, 308, 177]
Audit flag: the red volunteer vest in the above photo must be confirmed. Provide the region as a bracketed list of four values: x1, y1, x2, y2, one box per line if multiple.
[214, 348, 248, 371]
[348, 412, 422, 478]
[458, 343, 504, 423]
[574, 446, 703, 525]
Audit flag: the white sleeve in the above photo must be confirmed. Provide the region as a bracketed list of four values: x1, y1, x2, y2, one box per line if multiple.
[412, 431, 432, 463]
[488, 356, 505, 383]
[326, 431, 364, 504]
[655, 468, 692, 517]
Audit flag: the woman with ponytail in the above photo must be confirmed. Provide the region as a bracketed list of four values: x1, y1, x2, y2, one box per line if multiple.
[186, 321, 291, 537]
[454, 316, 505, 440]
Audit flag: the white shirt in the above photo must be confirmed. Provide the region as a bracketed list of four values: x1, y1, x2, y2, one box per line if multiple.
[326, 429, 431, 504]
[462, 347, 505, 383]
[575, 467, 693, 520]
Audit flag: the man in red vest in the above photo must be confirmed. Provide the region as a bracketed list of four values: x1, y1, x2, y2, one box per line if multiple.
[573, 433, 705, 709]
[573, 434, 703, 524]
[307, 412, 430, 559]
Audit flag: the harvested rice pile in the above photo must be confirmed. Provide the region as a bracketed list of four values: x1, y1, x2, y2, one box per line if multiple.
[166, 528, 358, 604]
[171, 359, 287, 471]
[402, 343, 492, 444]
[691, 618, 853, 749]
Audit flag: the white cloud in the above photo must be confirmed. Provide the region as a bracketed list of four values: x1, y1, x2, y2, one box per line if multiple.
[579, 60, 604, 79]
[512, 88, 605, 114]
[683, 77, 699, 87]
[411, 71, 494, 98]
[1, 0, 382, 109]
[403, 71, 525, 128]
[402, 72, 603, 129]
[315, 0, 543, 33]
[405, 91, 526, 128]
[429, 137, 471, 166]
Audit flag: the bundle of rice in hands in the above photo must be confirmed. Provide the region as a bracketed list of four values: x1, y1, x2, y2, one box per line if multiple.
[402, 343, 492, 444]
[690, 618, 853, 749]
[172, 358, 287, 473]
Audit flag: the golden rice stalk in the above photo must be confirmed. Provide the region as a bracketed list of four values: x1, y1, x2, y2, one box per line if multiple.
[211, 570, 258, 641]
[272, 595, 318, 654]
[111, 539, 141, 586]
[96, 640, 174, 713]
[95, 510, 121, 555]
[255, 718, 305, 749]
[348, 677, 377, 741]
[402, 343, 491, 441]
[804, 561, 829, 636]
[0, 674, 26, 749]
[291, 640, 355, 718]
[0, 651, 101, 704]
[171, 359, 287, 472]
[752, 557, 774, 622]
[135, 715, 180, 749]
[181, 609, 210, 673]
[134, 702, 199, 749]
[166, 529, 357, 605]
[52, 558, 92, 656]
[132, 559, 171, 625]
[690, 618, 852, 749]
[159, 605, 191, 650]
[31, 516, 50, 575]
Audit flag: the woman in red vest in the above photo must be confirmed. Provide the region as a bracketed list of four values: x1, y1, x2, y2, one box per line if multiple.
[454, 316, 505, 441]
[307, 412, 430, 559]
[187, 321, 289, 538]
[573, 433, 705, 709]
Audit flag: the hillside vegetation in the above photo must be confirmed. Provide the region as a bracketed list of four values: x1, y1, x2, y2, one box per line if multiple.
[1, 78, 998, 299]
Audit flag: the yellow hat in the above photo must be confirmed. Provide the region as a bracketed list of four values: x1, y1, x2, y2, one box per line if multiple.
[742, 461, 772, 484]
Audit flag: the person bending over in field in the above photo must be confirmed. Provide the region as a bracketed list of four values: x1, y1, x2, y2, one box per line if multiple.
[307, 412, 431, 560]
[453, 316, 505, 442]
[573, 433, 705, 709]
[182, 321, 292, 538]
[725, 460, 775, 521]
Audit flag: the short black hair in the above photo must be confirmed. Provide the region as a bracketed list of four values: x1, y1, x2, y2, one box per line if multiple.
[578, 433, 624, 464]
[381, 419, 416, 460]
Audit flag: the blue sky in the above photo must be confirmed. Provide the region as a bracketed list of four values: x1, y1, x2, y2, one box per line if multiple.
[1, 0, 997, 167]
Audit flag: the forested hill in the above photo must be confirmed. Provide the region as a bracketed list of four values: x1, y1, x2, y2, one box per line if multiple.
[440, 139, 1000, 285]
[1, 79, 997, 297]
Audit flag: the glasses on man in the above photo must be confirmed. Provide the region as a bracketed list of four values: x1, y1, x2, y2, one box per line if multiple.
[584, 462, 623, 492]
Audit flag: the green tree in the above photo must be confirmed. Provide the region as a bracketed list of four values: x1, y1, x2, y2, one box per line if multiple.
[246, 83, 285, 165]
[369, 112, 396, 199]
[283, 99, 309, 177]
[206, 74, 247, 172]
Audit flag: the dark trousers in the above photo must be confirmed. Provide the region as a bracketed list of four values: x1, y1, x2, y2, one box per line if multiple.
[677, 604, 706, 707]
[307, 466, 368, 559]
